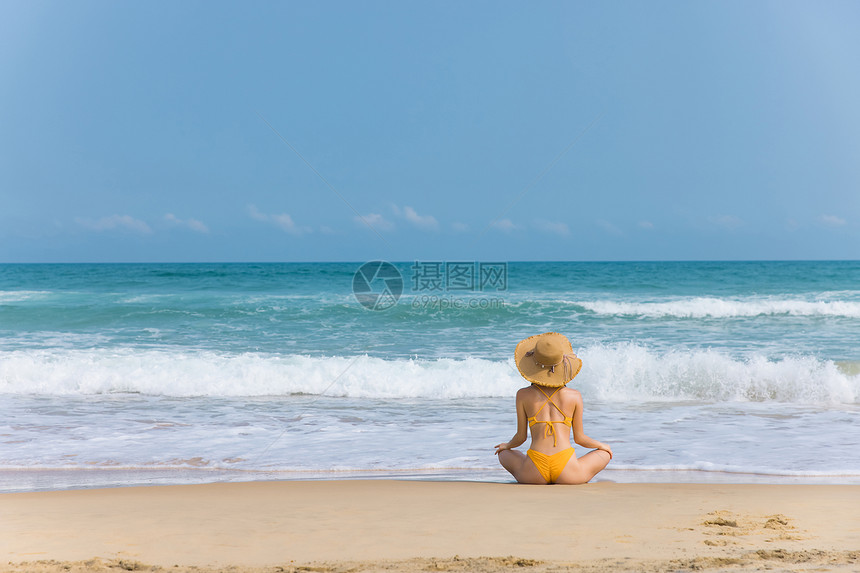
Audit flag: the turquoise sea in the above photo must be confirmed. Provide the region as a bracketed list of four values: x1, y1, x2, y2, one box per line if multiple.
[1, 261, 858, 491]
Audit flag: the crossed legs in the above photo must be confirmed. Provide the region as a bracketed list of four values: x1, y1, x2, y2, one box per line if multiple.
[498, 448, 611, 485]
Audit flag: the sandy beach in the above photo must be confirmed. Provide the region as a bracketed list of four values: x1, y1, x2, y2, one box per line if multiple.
[1, 480, 858, 572]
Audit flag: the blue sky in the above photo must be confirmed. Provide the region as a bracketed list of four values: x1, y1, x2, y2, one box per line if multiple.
[2, 1, 859, 262]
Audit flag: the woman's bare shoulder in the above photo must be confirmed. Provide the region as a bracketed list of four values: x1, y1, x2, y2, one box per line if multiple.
[562, 387, 583, 401]
[515, 385, 534, 398]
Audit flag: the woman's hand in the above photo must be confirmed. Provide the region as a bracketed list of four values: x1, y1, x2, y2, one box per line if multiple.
[494, 442, 511, 455]
[597, 443, 613, 460]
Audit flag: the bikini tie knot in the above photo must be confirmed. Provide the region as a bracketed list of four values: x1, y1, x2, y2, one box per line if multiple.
[544, 420, 558, 447]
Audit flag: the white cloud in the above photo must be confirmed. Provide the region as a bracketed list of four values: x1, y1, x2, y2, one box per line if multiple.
[354, 213, 394, 231]
[272, 213, 307, 235]
[535, 219, 570, 236]
[403, 206, 439, 230]
[490, 218, 519, 233]
[638, 220, 655, 230]
[596, 219, 623, 236]
[388, 204, 439, 230]
[186, 219, 209, 233]
[248, 204, 269, 222]
[818, 214, 846, 227]
[708, 215, 744, 230]
[164, 213, 209, 233]
[75, 214, 152, 234]
[451, 222, 469, 232]
[247, 204, 311, 235]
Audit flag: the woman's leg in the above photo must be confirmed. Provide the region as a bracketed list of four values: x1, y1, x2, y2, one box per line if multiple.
[555, 449, 611, 485]
[497, 449, 547, 484]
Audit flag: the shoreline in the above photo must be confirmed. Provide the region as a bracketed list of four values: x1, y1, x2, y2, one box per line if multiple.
[3, 466, 860, 494]
[2, 480, 858, 571]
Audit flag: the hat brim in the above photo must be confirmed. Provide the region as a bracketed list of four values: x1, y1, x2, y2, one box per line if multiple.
[514, 332, 582, 387]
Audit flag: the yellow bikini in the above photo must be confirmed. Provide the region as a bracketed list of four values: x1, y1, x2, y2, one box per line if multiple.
[526, 448, 575, 484]
[526, 386, 575, 483]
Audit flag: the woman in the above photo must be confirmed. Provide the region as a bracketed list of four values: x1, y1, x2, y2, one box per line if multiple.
[495, 332, 612, 484]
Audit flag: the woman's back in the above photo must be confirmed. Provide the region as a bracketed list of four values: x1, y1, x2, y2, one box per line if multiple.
[521, 385, 579, 453]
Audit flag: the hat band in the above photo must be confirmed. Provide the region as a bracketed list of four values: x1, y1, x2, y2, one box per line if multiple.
[525, 350, 577, 380]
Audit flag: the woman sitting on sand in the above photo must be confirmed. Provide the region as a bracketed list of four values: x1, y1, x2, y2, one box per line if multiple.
[495, 332, 612, 484]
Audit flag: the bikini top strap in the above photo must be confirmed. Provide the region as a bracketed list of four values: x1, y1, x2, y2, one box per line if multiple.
[534, 385, 567, 419]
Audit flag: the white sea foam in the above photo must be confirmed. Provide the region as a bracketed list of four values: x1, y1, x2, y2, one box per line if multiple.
[0, 349, 521, 398]
[604, 465, 860, 479]
[577, 297, 860, 318]
[0, 290, 52, 303]
[582, 343, 859, 403]
[0, 346, 857, 403]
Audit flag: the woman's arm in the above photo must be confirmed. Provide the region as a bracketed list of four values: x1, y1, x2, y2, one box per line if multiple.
[570, 390, 613, 459]
[494, 388, 530, 455]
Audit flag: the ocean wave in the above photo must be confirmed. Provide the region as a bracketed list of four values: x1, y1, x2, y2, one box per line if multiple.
[0, 290, 53, 303]
[0, 349, 519, 399]
[577, 297, 860, 318]
[585, 343, 860, 403]
[0, 346, 857, 403]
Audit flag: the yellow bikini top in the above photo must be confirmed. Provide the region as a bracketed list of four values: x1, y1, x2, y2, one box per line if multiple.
[527, 385, 573, 447]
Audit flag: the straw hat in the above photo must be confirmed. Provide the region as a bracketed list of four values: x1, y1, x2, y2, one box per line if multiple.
[514, 332, 582, 388]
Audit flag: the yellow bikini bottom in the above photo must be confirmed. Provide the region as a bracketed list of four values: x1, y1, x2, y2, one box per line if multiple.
[527, 448, 575, 484]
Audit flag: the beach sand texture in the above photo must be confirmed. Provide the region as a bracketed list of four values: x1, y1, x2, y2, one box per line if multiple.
[2, 480, 858, 572]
